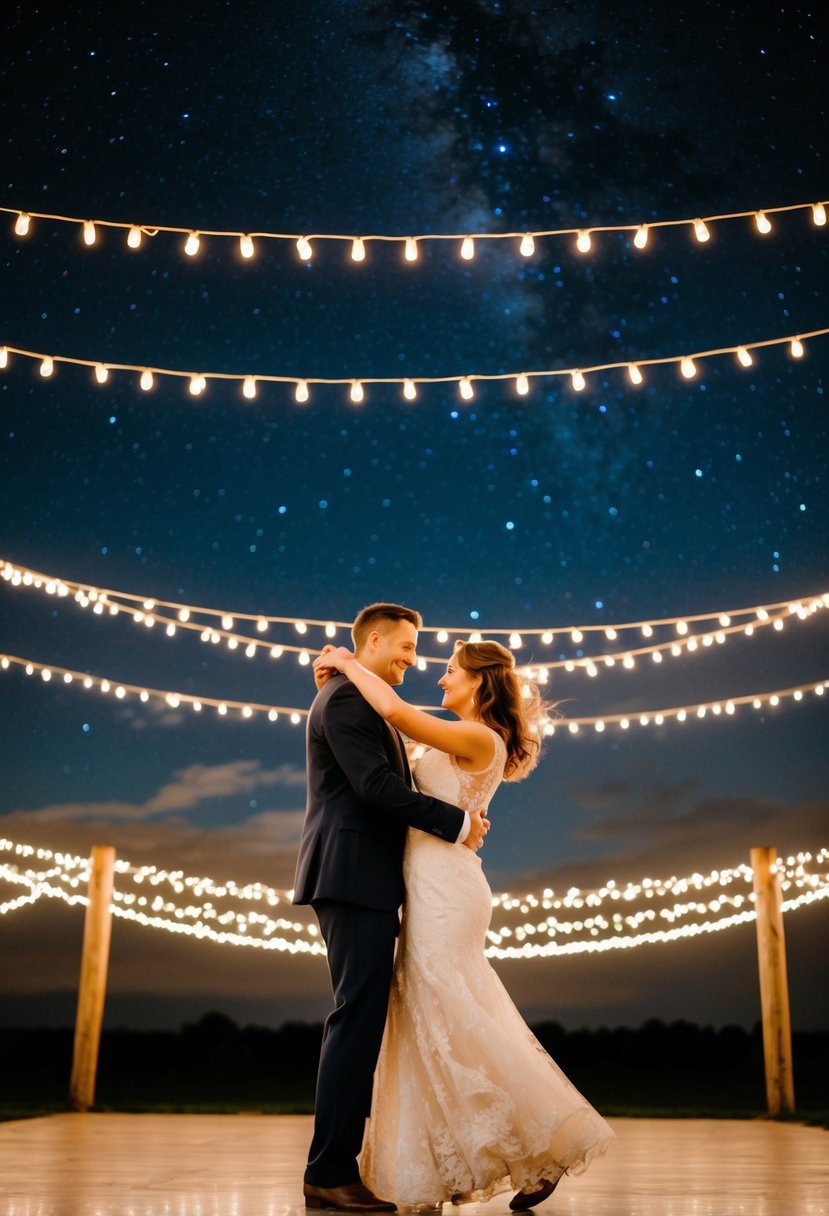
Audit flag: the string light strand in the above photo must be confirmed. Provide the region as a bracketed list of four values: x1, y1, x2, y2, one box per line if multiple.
[3, 559, 827, 658]
[0, 650, 825, 732]
[3, 198, 826, 262]
[2, 840, 826, 958]
[1, 326, 826, 405]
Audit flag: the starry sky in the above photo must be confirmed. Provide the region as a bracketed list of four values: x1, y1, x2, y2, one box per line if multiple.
[1, 0, 827, 1033]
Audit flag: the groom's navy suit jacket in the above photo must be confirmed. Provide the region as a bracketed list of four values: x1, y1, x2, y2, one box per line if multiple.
[293, 673, 465, 911]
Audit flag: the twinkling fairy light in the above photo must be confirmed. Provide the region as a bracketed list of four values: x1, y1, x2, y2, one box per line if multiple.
[3, 559, 826, 673]
[1, 839, 826, 958]
[3, 197, 825, 261]
[1, 326, 826, 405]
[0, 651, 826, 732]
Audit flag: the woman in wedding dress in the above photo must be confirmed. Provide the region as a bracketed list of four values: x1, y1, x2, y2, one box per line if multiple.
[315, 640, 614, 1209]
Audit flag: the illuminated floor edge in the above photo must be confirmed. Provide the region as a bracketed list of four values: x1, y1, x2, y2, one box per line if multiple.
[0, 1113, 827, 1216]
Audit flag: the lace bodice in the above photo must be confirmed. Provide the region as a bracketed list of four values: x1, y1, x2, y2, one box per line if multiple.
[410, 727, 506, 813]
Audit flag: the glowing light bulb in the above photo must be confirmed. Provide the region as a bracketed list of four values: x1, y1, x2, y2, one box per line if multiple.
[0, 347, 7, 369]
[693, 218, 710, 242]
[189, 374, 206, 395]
[680, 356, 697, 379]
[736, 346, 753, 367]
[576, 229, 591, 253]
[515, 373, 529, 396]
[509, 633, 522, 649]
[298, 650, 311, 666]
[628, 363, 643, 385]
[325, 623, 336, 638]
[790, 337, 804, 358]
[40, 356, 54, 377]
[140, 369, 154, 391]
[184, 231, 200, 256]
[633, 224, 649, 249]
[297, 236, 313, 260]
[242, 376, 257, 399]
[14, 212, 31, 236]
[295, 380, 309, 403]
[541, 631, 553, 644]
[459, 377, 474, 400]
[83, 220, 97, 246]
[520, 234, 535, 257]
[94, 363, 109, 384]
[812, 201, 827, 226]
[571, 629, 583, 644]
[350, 381, 364, 404]
[437, 629, 449, 644]
[460, 236, 475, 260]
[127, 225, 142, 249]
[178, 608, 190, 622]
[239, 234, 255, 258]
[676, 620, 689, 635]
[404, 237, 418, 262]
[351, 237, 366, 262]
[754, 210, 772, 234]
[571, 370, 586, 391]
[403, 379, 417, 401]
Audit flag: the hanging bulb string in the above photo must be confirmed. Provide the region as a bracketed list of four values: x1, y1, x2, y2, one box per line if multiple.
[3, 564, 824, 677]
[3, 198, 826, 258]
[0, 653, 307, 723]
[3, 559, 827, 644]
[1, 651, 826, 731]
[4, 836, 825, 912]
[545, 678, 827, 732]
[1, 325, 827, 402]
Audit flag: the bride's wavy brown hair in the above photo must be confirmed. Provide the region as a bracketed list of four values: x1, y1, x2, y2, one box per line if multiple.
[453, 640, 550, 781]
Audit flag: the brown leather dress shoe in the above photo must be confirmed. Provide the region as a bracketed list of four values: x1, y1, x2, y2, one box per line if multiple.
[303, 1182, 397, 1211]
[509, 1178, 559, 1210]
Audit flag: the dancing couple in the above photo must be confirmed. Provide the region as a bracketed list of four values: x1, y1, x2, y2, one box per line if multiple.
[293, 603, 613, 1211]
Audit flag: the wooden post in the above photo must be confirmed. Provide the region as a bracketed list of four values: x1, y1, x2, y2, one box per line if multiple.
[69, 844, 116, 1111]
[750, 845, 795, 1116]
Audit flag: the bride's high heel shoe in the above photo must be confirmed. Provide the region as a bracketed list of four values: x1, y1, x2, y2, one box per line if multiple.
[509, 1178, 559, 1210]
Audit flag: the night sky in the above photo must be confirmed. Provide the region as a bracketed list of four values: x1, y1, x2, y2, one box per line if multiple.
[1, 1, 827, 1033]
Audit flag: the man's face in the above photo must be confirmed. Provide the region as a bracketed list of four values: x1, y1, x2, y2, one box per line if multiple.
[366, 620, 418, 686]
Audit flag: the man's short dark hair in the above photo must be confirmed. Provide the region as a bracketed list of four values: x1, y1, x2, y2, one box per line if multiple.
[352, 602, 422, 650]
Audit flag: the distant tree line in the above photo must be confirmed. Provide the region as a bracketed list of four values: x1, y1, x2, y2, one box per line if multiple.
[2, 1015, 827, 1116]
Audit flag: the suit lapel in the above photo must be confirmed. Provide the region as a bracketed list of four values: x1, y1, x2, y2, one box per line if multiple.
[385, 722, 412, 786]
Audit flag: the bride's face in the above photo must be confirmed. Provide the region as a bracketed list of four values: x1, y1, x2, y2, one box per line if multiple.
[438, 659, 479, 715]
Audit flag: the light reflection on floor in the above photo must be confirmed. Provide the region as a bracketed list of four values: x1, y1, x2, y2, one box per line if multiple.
[0, 1114, 827, 1216]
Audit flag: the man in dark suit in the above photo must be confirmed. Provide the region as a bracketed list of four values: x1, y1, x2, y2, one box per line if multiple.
[294, 603, 488, 1212]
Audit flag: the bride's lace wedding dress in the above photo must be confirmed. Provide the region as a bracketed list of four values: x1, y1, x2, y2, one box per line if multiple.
[361, 728, 614, 1207]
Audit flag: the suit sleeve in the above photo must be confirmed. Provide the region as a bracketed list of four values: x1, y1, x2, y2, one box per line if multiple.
[323, 681, 465, 843]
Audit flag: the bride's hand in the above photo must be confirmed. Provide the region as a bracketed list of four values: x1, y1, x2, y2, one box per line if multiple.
[312, 645, 354, 689]
[312, 644, 337, 690]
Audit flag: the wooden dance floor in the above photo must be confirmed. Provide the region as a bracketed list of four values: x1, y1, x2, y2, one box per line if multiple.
[0, 1113, 827, 1216]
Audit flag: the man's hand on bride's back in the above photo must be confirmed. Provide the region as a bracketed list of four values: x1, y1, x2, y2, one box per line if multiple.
[463, 808, 490, 852]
